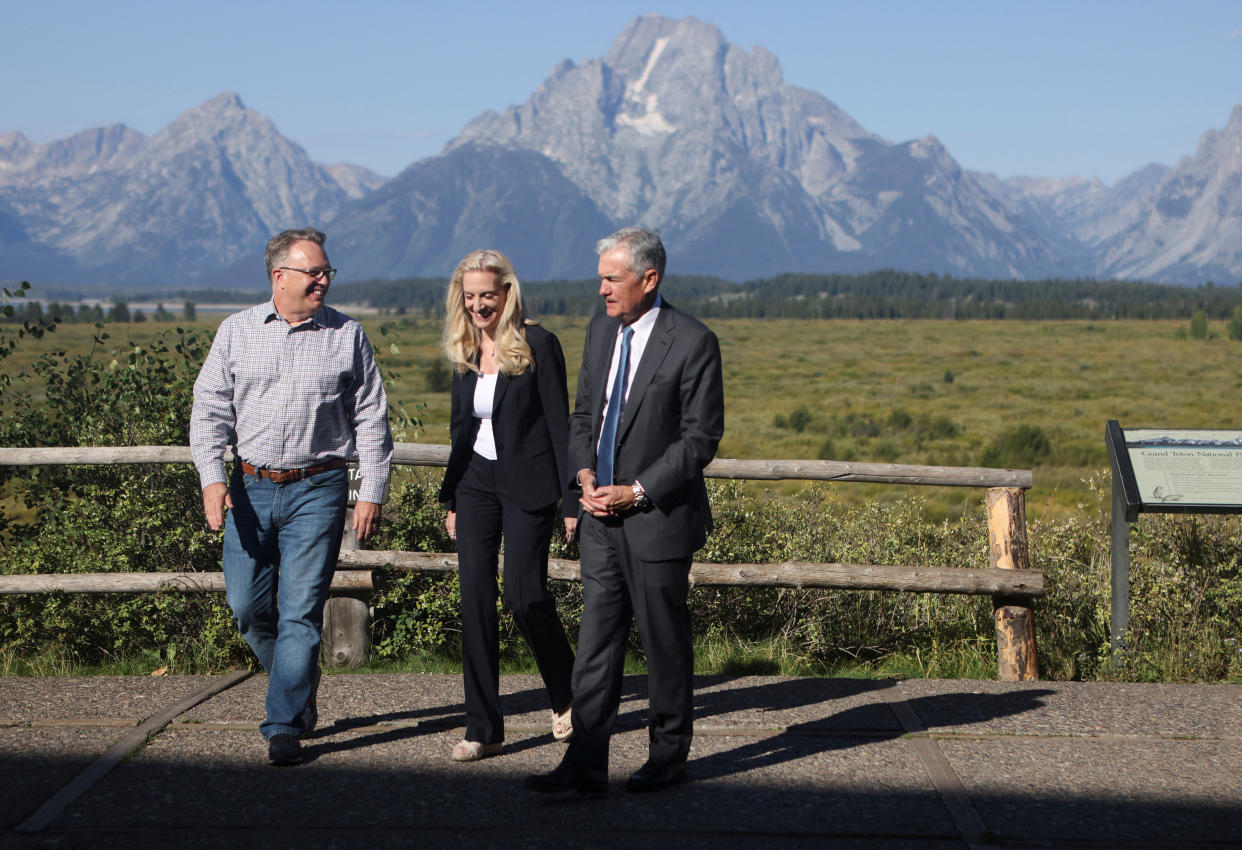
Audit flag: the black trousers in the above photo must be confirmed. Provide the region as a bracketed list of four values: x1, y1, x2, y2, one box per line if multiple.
[454, 452, 574, 744]
[566, 512, 694, 772]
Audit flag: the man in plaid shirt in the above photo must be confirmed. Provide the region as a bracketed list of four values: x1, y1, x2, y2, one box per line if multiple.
[190, 227, 393, 766]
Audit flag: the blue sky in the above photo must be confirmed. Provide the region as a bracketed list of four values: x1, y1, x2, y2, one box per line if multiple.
[4, 1, 1240, 184]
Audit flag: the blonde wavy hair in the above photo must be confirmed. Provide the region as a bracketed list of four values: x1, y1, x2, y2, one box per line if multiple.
[442, 249, 536, 376]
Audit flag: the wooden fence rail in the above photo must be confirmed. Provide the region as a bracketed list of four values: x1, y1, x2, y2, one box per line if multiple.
[0, 444, 1041, 679]
[0, 445, 1034, 489]
[332, 551, 1043, 596]
[0, 571, 373, 594]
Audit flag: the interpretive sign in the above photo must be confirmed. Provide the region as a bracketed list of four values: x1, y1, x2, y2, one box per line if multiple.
[1115, 427, 1242, 513]
[1105, 420, 1242, 656]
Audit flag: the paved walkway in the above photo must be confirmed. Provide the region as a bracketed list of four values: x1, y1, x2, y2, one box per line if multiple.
[1, 673, 1240, 848]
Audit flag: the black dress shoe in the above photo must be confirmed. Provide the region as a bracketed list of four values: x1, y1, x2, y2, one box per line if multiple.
[625, 758, 687, 793]
[268, 733, 302, 766]
[524, 761, 608, 795]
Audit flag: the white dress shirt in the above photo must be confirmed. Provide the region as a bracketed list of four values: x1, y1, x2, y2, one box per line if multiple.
[471, 372, 499, 461]
[597, 293, 663, 468]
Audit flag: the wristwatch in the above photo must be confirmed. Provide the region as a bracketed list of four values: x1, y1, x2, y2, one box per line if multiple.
[631, 481, 650, 510]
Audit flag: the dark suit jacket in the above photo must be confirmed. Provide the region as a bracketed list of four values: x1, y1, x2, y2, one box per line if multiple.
[439, 323, 575, 518]
[568, 300, 724, 560]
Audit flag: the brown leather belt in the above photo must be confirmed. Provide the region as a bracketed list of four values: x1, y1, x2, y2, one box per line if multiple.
[240, 457, 347, 483]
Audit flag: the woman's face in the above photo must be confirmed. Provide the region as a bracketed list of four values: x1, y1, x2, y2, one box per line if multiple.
[461, 270, 508, 336]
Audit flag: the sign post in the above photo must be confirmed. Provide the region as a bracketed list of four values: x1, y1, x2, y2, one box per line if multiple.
[1105, 420, 1242, 656]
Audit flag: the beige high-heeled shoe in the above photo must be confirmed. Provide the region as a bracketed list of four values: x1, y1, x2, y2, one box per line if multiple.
[552, 706, 573, 741]
[451, 740, 502, 762]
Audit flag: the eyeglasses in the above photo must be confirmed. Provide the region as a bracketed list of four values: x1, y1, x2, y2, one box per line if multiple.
[278, 266, 337, 282]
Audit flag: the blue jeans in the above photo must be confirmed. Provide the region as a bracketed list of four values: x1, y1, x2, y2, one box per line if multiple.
[222, 466, 347, 740]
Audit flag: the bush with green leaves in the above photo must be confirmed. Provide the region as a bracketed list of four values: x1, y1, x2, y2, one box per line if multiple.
[695, 483, 991, 664]
[0, 323, 250, 669]
[1190, 309, 1209, 340]
[369, 468, 587, 664]
[1228, 305, 1242, 341]
[979, 424, 1052, 468]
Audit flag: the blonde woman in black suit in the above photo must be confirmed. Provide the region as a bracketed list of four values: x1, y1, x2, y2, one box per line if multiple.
[438, 249, 576, 762]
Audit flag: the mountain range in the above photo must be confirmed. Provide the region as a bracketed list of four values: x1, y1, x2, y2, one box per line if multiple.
[2, 15, 1240, 289]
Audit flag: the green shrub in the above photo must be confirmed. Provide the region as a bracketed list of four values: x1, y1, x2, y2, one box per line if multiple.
[886, 408, 913, 430]
[1228, 305, 1242, 341]
[1190, 309, 1208, 340]
[979, 424, 1051, 468]
[0, 324, 251, 669]
[369, 469, 588, 662]
[369, 471, 461, 658]
[914, 414, 960, 441]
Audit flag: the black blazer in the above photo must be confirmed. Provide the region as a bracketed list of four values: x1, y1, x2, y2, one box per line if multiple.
[439, 323, 575, 518]
[568, 300, 725, 559]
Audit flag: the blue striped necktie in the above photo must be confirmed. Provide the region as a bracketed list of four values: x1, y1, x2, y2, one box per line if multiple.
[596, 325, 633, 486]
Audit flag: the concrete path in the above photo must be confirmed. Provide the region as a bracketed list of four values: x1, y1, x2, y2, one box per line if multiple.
[1, 673, 1240, 848]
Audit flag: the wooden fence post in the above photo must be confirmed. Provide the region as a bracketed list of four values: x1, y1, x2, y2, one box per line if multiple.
[986, 486, 1039, 681]
[322, 508, 371, 667]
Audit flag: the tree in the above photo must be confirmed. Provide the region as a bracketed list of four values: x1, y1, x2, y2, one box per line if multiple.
[183, 301, 197, 322]
[1189, 309, 1208, 340]
[1228, 306, 1242, 341]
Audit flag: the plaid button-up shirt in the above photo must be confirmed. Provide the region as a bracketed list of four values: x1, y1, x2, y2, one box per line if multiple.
[190, 301, 393, 504]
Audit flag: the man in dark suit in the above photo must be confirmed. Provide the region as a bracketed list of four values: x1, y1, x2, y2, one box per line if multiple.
[525, 227, 724, 795]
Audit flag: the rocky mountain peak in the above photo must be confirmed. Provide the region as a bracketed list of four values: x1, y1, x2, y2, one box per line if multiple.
[1089, 106, 1242, 282]
[0, 125, 146, 187]
[604, 15, 729, 89]
[0, 91, 375, 283]
[155, 92, 280, 149]
[910, 135, 949, 160]
[188, 91, 247, 120]
[0, 132, 33, 161]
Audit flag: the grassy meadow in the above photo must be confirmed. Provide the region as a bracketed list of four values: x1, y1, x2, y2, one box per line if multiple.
[4, 312, 1239, 521]
[357, 314, 1242, 522]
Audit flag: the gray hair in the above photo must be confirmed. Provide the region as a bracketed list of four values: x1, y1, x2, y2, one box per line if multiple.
[595, 226, 666, 282]
[265, 228, 327, 279]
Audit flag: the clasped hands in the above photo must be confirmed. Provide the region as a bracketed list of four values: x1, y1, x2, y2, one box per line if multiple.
[577, 468, 637, 517]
